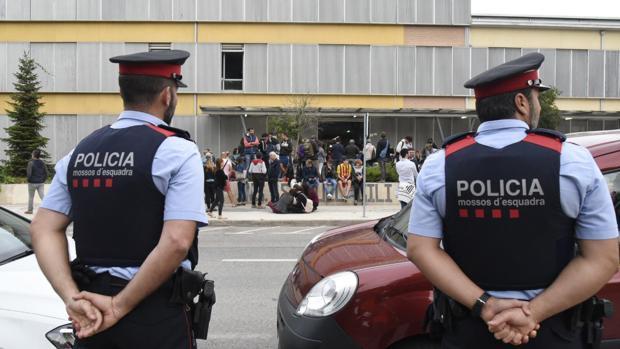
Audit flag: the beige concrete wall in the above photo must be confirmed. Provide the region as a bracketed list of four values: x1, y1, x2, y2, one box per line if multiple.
[0, 183, 400, 205]
[0, 184, 48, 205]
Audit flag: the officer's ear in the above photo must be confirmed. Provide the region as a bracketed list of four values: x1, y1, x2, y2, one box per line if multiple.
[161, 86, 172, 107]
[514, 92, 531, 121]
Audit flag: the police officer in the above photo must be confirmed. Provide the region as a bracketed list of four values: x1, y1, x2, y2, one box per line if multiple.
[30, 50, 207, 348]
[407, 53, 619, 348]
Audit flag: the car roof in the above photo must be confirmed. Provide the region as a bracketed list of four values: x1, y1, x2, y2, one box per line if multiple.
[567, 130, 620, 158]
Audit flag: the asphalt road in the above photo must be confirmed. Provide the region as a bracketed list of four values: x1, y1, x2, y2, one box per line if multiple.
[194, 225, 335, 349]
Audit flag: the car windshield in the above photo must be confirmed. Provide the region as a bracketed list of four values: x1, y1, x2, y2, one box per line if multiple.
[375, 202, 411, 250]
[0, 208, 33, 265]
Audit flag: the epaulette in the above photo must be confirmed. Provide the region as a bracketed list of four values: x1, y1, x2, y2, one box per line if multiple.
[158, 124, 193, 142]
[442, 131, 476, 148]
[526, 128, 566, 142]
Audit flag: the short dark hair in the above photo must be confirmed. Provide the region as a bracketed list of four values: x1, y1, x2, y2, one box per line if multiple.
[119, 75, 175, 108]
[405, 136, 412, 142]
[32, 149, 41, 159]
[476, 88, 533, 123]
[400, 148, 408, 158]
[247, 127, 254, 132]
[256, 152, 263, 159]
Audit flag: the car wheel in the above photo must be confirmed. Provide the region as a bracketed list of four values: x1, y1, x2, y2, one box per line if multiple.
[389, 336, 441, 349]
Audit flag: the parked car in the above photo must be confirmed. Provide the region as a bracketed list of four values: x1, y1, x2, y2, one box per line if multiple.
[0, 207, 74, 348]
[277, 130, 620, 349]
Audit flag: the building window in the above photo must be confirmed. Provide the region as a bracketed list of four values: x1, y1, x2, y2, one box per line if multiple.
[149, 43, 171, 51]
[221, 44, 244, 91]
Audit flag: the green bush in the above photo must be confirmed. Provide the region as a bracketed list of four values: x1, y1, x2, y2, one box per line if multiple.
[366, 162, 398, 182]
[0, 165, 24, 184]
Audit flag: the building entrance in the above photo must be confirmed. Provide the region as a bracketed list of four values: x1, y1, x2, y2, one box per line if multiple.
[318, 120, 364, 147]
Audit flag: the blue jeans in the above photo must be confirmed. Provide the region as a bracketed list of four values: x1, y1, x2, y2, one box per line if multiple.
[324, 178, 336, 196]
[237, 181, 247, 202]
[244, 153, 255, 172]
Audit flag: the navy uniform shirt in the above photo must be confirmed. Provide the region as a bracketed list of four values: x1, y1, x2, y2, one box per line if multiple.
[41, 111, 208, 279]
[408, 119, 619, 300]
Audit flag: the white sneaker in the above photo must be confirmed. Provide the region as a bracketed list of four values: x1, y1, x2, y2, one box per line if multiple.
[327, 194, 333, 200]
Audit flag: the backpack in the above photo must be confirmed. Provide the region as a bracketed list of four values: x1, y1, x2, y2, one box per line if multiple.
[303, 140, 315, 158]
[380, 140, 389, 159]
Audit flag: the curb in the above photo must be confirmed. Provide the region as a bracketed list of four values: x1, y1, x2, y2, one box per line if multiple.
[204, 219, 378, 227]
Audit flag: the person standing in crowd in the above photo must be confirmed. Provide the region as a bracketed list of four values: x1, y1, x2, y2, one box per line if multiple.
[204, 159, 216, 213]
[267, 152, 281, 203]
[302, 159, 319, 190]
[316, 143, 326, 176]
[363, 138, 376, 167]
[351, 159, 364, 206]
[209, 158, 228, 219]
[220, 151, 237, 207]
[30, 50, 207, 347]
[321, 160, 337, 200]
[231, 146, 241, 165]
[345, 139, 360, 160]
[235, 161, 247, 206]
[25, 149, 48, 214]
[376, 132, 390, 182]
[413, 149, 423, 171]
[279, 133, 293, 175]
[331, 138, 345, 166]
[243, 127, 260, 170]
[396, 148, 418, 208]
[421, 137, 439, 162]
[336, 160, 353, 200]
[309, 136, 320, 169]
[258, 133, 270, 160]
[408, 53, 619, 348]
[248, 152, 267, 209]
[395, 136, 413, 161]
[201, 148, 213, 164]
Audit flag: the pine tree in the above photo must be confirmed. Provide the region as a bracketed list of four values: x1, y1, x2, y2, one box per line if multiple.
[3, 51, 49, 177]
[538, 87, 562, 130]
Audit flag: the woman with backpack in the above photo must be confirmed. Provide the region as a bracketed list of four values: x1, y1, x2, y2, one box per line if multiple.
[248, 152, 267, 208]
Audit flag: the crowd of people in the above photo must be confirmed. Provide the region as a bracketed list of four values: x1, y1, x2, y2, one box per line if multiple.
[202, 127, 441, 217]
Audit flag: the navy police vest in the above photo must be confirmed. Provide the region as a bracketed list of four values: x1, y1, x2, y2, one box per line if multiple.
[67, 123, 198, 268]
[442, 129, 575, 291]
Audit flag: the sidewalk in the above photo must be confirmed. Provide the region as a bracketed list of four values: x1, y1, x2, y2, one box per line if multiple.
[2, 203, 402, 227]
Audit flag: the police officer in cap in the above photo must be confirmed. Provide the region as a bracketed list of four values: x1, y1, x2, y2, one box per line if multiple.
[30, 49, 207, 348]
[407, 52, 619, 348]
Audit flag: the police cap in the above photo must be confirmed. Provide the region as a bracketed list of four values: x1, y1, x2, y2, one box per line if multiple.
[464, 52, 550, 100]
[110, 50, 190, 88]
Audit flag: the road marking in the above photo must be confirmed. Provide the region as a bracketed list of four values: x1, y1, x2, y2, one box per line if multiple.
[222, 259, 297, 262]
[272, 226, 326, 235]
[225, 226, 280, 235]
[199, 226, 229, 232]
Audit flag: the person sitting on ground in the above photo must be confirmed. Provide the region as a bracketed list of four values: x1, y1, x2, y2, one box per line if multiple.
[287, 184, 314, 214]
[336, 160, 353, 200]
[352, 159, 364, 206]
[321, 160, 337, 200]
[267, 189, 293, 214]
[302, 159, 319, 190]
[302, 182, 319, 212]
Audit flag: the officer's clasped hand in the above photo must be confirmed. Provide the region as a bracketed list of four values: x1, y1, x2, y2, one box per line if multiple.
[71, 291, 128, 338]
[65, 297, 103, 338]
[481, 297, 540, 346]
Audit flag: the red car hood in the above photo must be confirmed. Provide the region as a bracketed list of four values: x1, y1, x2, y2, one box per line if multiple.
[302, 222, 407, 277]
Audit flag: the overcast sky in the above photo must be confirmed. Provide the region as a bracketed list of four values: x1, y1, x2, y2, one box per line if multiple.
[472, 0, 620, 19]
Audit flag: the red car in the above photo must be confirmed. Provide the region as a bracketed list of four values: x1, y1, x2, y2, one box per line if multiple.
[277, 130, 620, 349]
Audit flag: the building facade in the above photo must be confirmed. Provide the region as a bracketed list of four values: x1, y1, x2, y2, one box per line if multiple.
[0, 0, 619, 161]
